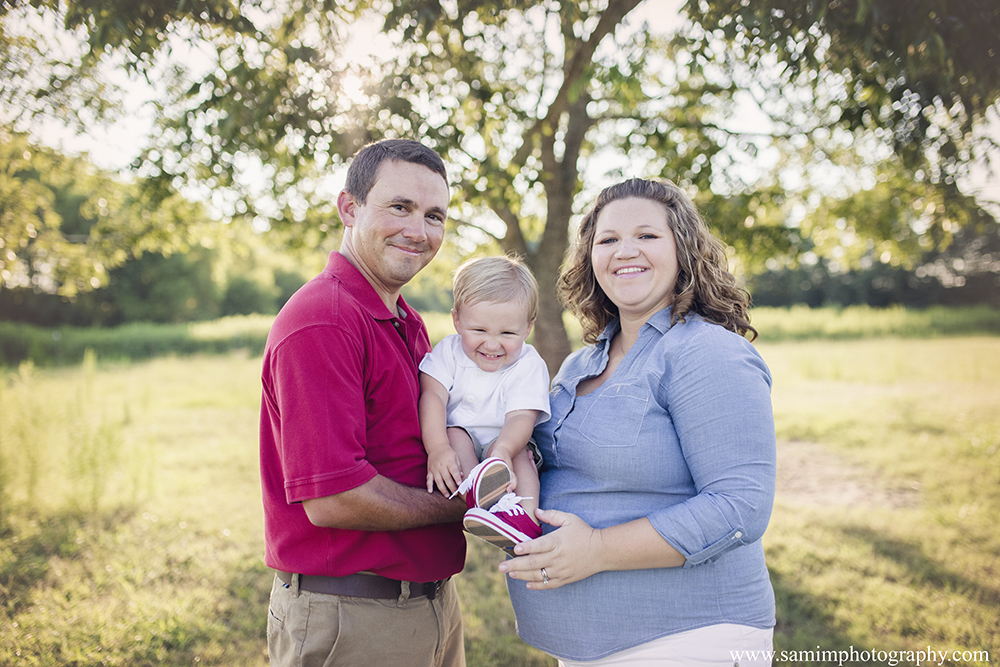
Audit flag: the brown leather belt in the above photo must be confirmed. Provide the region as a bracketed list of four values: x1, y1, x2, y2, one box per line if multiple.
[275, 570, 446, 600]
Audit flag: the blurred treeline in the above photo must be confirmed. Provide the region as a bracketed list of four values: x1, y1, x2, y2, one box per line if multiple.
[746, 222, 1000, 309]
[1, 248, 311, 327]
[1, 138, 997, 329]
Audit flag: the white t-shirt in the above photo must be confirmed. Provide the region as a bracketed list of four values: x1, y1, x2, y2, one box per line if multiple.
[419, 334, 551, 445]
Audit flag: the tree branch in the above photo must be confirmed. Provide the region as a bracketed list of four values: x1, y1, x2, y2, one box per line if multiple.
[509, 0, 643, 169]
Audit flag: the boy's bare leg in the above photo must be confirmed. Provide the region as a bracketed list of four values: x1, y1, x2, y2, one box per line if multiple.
[446, 427, 480, 485]
[510, 448, 541, 525]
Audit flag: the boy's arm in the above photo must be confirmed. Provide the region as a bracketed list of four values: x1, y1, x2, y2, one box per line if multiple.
[488, 409, 540, 489]
[418, 373, 464, 495]
[419, 373, 452, 454]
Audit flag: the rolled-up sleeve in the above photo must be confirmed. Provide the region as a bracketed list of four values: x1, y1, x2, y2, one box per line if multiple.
[647, 327, 776, 567]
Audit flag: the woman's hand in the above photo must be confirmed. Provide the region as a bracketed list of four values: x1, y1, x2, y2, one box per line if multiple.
[499, 510, 687, 589]
[498, 508, 605, 590]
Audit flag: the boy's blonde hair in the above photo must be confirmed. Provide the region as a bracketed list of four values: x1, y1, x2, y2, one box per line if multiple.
[453, 255, 539, 321]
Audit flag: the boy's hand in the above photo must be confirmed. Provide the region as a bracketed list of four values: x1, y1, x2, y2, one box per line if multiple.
[427, 449, 465, 497]
[491, 409, 538, 495]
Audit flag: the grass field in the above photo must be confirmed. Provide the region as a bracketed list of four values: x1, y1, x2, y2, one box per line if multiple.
[1, 333, 997, 665]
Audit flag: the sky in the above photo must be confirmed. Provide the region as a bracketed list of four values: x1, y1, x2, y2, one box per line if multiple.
[24, 0, 999, 212]
[39, 0, 688, 172]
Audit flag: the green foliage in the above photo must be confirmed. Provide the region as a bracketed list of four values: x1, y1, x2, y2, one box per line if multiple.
[0, 131, 213, 296]
[683, 0, 1000, 168]
[106, 249, 223, 323]
[60, 0, 257, 71]
[220, 275, 277, 317]
[5, 0, 999, 369]
[0, 4, 115, 132]
[679, 0, 1000, 254]
[0, 147, 320, 327]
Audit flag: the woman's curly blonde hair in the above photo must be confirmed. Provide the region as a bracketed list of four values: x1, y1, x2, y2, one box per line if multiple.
[559, 178, 757, 344]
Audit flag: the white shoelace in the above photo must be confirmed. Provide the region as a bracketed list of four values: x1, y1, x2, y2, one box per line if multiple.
[489, 492, 533, 516]
[451, 458, 501, 499]
[451, 475, 474, 499]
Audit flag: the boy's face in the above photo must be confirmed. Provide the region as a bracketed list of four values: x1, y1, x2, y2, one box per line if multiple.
[452, 299, 534, 373]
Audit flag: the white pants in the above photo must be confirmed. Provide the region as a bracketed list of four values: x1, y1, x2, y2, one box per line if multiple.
[558, 623, 773, 667]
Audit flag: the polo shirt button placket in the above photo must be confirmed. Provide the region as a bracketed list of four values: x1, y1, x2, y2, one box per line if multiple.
[392, 319, 407, 343]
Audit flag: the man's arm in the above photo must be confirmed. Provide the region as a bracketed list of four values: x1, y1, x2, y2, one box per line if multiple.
[303, 474, 466, 530]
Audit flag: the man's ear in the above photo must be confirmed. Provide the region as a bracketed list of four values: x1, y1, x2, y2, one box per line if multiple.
[337, 190, 358, 228]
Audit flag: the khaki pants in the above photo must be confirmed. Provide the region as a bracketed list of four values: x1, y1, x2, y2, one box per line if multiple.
[266, 574, 465, 667]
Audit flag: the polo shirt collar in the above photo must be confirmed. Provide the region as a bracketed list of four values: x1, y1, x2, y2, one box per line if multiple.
[325, 251, 412, 322]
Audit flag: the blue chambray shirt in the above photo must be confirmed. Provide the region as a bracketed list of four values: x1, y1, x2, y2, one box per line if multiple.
[507, 307, 776, 661]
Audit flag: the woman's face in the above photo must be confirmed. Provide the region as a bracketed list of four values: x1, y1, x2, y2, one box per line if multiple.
[591, 197, 679, 324]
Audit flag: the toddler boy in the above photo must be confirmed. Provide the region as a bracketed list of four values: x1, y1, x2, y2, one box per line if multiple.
[419, 255, 550, 552]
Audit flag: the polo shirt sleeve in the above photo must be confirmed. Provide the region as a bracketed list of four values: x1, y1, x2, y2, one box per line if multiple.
[647, 327, 776, 568]
[502, 349, 552, 425]
[270, 323, 377, 504]
[418, 335, 459, 390]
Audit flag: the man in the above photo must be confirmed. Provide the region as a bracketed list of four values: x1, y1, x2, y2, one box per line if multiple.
[259, 139, 467, 666]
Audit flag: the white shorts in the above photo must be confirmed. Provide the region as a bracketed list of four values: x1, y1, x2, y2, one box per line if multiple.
[557, 623, 774, 667]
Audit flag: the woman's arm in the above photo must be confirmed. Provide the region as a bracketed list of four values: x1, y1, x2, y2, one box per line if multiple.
[499, 511, 685, 589]
[646, 330, 776, 567]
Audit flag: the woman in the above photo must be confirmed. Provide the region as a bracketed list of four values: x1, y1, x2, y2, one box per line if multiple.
[501, 178, 776, 665]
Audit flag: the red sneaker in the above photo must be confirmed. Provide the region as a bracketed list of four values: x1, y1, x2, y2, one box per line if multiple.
[453, 457, 511, 510]
[463, 493, 542, 553]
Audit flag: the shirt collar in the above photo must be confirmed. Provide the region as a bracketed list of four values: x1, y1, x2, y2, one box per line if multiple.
[556, 305, 676, 393]
[595, 305, 675, 344]
[325, 251, 413, 322]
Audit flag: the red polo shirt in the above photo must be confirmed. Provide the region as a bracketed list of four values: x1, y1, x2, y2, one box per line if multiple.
[259, 251, 466, 582]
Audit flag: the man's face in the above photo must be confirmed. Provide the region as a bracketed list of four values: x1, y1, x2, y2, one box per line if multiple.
[339, 160, 449, 300]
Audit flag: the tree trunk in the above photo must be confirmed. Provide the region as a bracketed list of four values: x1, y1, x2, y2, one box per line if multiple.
[527, 89, 593, 376]
[529, 243, 573, 379]
[526, 177, 576, 377]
